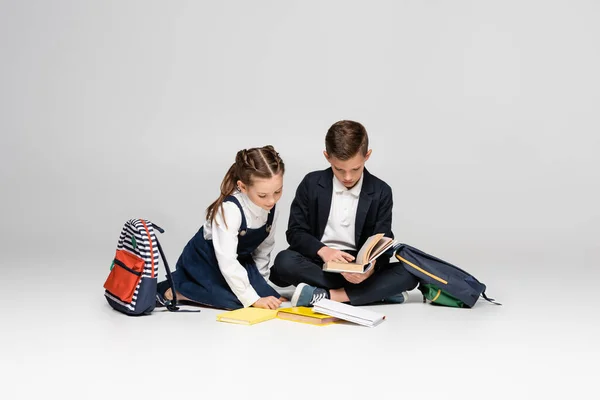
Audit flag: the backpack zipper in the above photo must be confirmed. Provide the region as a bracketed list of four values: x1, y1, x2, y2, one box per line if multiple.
[140, 220, 155, 278]
[396, 255, 448, 285]
[113, 259, 142, 276]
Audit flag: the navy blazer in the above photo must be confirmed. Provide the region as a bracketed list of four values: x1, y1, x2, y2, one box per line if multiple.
[286, 167, 394, 263]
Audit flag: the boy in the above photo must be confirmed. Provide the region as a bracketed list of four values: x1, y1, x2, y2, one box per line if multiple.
[270, 120, 418, 307]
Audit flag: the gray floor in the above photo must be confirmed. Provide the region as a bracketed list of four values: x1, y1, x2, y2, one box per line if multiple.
[3, 259, 597, 399]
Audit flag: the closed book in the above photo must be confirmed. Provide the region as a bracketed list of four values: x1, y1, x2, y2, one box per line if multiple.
[277, 306, 339, 326]
[313, 299, 386, 327]
[216, 308, 278, 325]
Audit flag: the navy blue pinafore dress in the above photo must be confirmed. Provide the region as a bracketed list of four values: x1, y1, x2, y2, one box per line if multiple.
[168, 196, 281, 310]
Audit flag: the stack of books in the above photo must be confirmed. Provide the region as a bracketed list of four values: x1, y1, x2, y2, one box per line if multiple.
[216, 300, 386, 328]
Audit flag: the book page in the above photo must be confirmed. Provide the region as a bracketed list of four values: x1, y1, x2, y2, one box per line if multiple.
[355, 233, 384, 265]
[369, 237, 396, 261]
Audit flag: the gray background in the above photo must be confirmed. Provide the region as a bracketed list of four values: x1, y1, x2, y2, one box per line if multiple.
[1, 1, 599, 398]
[2, 1, 598, 273]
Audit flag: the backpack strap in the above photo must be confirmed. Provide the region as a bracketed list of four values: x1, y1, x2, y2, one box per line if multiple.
[266, 204, 276, 233]
[481, 291, 502, 306]
[152, 222, 200, 313]
[223, 196, 248, 236]
[224, 195, 277, 235]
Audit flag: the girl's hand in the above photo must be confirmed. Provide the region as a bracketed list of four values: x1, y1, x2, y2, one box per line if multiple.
[252, 296, 283, 309]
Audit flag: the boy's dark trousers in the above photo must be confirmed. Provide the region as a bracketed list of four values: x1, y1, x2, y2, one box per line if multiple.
[270, 249, 419, 306]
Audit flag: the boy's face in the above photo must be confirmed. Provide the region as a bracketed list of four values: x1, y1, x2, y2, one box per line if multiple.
[238, 173, 283, 211]
[324, 150, 371, 189]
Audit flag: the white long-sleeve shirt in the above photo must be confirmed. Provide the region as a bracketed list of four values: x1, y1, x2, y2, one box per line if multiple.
[203, 191, 278, 307]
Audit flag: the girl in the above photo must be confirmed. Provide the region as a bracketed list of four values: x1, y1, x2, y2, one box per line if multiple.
[157, 145, 286, 310]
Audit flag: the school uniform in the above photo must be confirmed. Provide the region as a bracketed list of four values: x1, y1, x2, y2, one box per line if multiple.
[162, 191, 281, 310]
[270, 167, 418, 305]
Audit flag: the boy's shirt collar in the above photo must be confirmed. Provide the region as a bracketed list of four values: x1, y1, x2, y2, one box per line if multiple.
[332, 173, 363, 198]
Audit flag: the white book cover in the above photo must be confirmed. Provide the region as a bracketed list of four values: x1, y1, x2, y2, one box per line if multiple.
[312, 298, 386, 327]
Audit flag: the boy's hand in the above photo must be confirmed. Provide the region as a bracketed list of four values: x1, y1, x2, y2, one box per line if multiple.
[318, 246, 355, 263]
[341, 259, 376, 284]
[252, 296, 283, 309]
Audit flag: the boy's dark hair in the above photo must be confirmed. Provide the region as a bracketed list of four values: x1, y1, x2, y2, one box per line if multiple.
[325, 120, 369, 160]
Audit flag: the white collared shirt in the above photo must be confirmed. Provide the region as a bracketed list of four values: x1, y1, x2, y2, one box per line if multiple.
[321, 174, 363, 251]
[203, 191, 278, 307]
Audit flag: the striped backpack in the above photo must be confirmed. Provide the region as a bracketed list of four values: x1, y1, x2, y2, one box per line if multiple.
[103, 219, 180, 315]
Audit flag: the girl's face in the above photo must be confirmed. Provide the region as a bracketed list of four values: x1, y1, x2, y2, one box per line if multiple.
[238, 173, 283, 211]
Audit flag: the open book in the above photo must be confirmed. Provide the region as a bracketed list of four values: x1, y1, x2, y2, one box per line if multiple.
[322, 233, 398, 274]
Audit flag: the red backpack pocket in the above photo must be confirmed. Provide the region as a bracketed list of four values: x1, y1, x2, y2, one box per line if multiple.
[103, 250, 145, 303]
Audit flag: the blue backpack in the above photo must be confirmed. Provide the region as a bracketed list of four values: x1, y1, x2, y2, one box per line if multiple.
[394, 244, 501, 308]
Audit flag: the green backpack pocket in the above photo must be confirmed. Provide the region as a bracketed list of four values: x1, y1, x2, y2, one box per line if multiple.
[420, 283, 466, 308]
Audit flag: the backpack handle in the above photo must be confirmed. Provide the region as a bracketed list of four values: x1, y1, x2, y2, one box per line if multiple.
[152, 223, 165, 234]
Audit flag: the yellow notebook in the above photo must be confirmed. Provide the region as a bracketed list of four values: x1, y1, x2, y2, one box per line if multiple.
[216, 308, 278, 325]
[277, 307, 339, 326]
